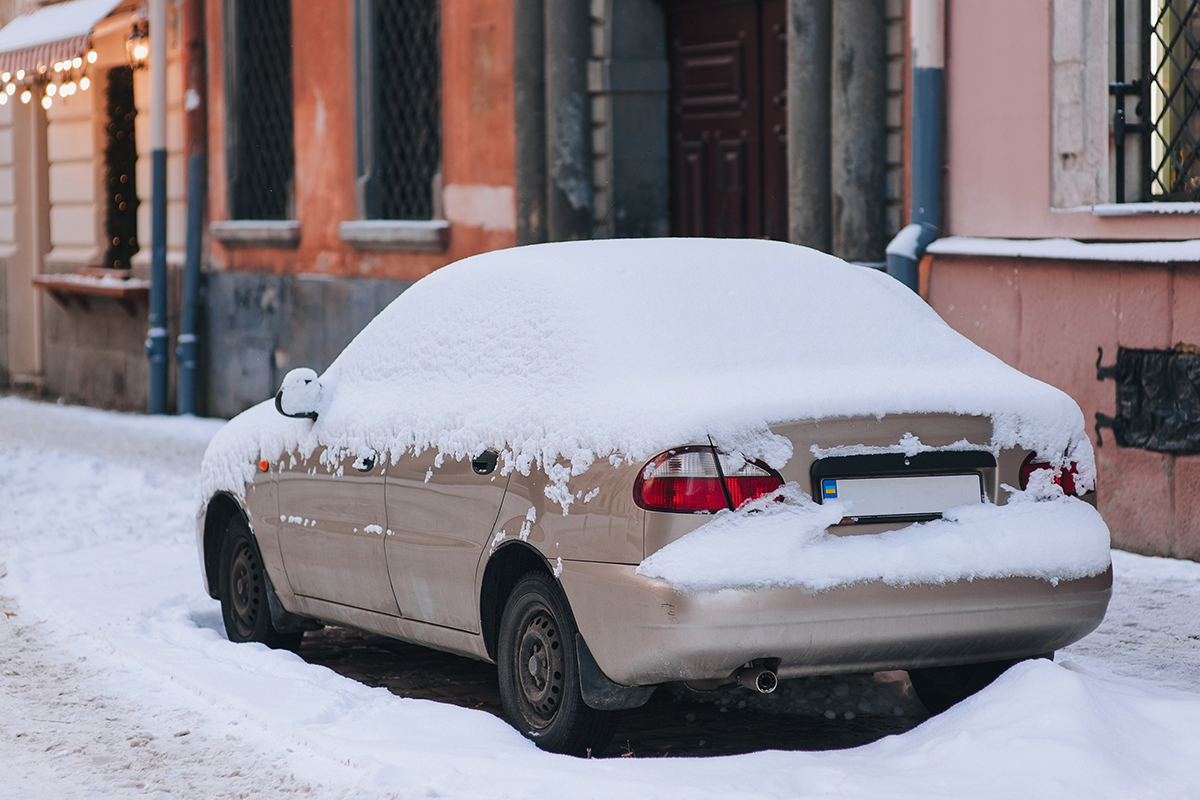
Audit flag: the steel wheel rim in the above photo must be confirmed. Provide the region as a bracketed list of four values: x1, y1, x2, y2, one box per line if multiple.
[229, 539, 260, 638]
[514, 604, 565, 729]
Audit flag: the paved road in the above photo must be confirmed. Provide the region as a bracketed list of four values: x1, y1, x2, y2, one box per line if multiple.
[297, 625, 925, 758]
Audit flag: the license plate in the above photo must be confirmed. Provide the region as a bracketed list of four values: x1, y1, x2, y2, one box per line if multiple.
[819, 474, 984, 519]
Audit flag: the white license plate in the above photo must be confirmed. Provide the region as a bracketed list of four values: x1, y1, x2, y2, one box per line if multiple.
[819, 474, 983, 518]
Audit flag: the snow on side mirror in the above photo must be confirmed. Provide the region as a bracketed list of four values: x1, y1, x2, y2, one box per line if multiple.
[275, 368, 322, 420]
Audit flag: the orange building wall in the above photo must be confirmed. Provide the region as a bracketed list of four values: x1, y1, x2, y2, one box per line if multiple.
[204, 0, 516, 281]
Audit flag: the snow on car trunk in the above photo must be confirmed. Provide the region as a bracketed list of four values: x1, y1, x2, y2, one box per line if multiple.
[200, 238, 1095, 514]
[636, 484, 1112, 593]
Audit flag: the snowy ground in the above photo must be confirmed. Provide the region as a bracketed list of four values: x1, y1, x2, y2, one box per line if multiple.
[1, 395, 1198, 799]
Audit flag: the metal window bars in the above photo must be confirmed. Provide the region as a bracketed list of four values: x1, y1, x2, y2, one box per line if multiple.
[357, 0, 442, 220]
[1113, 0, 1200, 202]
[226, 0, 295, 220]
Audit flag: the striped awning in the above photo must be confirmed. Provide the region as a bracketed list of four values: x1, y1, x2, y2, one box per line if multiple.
[0, 0, 124, 77]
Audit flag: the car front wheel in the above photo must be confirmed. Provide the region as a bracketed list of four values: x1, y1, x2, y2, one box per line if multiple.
[497, 572, 619, 756]
[217, 516, 303, 651]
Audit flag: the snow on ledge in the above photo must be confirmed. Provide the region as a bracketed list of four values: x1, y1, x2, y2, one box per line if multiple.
[635, 485, 1112, 594]
[926, 236, 1200, 263]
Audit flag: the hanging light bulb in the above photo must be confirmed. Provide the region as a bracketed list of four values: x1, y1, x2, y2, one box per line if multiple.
[80, 76, 90, 91]
[72, 57, 83, 69]
[5, 84, 13, 95]
[1, 72, 8, 82]
[54, 61, 63, 72]
[20, 89, 31, 103]
[41, 95, 51, 109]
[16, 69, 24, 80]
[88, 50, 98, 64]
[46, 82, 56, 97]
[0, 94, 6, 106]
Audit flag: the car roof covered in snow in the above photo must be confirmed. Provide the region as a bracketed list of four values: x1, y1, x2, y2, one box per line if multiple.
[200, 238, 1092, 506]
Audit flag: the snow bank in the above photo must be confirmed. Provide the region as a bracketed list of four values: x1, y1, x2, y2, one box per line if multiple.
[636, 484, 1111, 593]
[200, 238, 1094, 510]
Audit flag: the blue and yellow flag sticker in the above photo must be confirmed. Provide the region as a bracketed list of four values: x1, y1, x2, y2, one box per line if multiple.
[822, 479, 838, 499]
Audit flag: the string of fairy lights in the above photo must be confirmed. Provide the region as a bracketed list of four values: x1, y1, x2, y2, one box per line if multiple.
[0, 18, 150, 110]
[1, 49, 98, 109]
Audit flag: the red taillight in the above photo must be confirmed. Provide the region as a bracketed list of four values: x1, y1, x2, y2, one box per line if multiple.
[634, 447, 783, 513]
[1019, 453, 1081, 495]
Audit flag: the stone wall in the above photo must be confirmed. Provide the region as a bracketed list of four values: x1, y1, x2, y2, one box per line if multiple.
[203, 271, 411, 419]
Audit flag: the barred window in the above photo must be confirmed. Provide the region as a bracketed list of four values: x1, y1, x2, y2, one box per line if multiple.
[225, 0, 295, 220]
[104, 66, 138, 270]
[1147, 0, 1200, 200]
[356, 0, 442, 220]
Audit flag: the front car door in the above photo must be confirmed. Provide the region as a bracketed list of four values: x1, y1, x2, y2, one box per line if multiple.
[276, 448, 400, 616]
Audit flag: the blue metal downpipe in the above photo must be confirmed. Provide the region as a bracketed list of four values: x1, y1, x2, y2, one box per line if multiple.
[176, 153, 204, 415]
[886, 0, 945, 291]
[146, 146, 169, 413]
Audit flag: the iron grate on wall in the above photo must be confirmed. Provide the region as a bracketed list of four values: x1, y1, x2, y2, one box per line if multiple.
[227, 0, 295, 220]
[360, 0, 442, 220]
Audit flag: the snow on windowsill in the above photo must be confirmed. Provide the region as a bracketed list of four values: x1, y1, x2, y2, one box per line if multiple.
[927, 236, 1200, 263]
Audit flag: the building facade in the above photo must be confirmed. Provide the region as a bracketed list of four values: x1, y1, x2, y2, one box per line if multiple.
[924, 0, 1200, 559]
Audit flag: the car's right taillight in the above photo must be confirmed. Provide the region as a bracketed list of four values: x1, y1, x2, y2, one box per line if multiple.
[1019, 453, 1082, 495]
[634, 446, 783, 513]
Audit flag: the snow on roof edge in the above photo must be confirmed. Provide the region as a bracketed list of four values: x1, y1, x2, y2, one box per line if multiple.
[0, 0, 122, 54]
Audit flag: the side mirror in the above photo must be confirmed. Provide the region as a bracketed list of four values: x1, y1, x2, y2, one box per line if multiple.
[275, 367, 322, 420]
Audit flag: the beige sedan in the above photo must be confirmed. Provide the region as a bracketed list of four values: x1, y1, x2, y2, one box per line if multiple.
[196, 239, 1111, 756]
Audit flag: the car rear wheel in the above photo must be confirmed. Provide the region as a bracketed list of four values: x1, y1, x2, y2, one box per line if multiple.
[497, 572, 619, 756]
[218, 517, 303, 652]
[909, 656, 1047, 714]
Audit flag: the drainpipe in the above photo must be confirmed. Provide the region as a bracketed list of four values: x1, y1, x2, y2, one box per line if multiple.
[176, 0, 206, 415]
[145, 0, 169, 413]
[514, 0, 547, 245]
[885, 0, 944, 291]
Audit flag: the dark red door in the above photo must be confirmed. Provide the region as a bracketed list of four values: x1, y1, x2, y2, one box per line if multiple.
[668, 0, 788, 239]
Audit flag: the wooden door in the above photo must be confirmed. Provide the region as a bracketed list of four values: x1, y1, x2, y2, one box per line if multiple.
[668, 0, 788, 239]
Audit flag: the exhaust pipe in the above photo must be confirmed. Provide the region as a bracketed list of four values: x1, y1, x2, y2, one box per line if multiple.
[734, 665, 778, 694]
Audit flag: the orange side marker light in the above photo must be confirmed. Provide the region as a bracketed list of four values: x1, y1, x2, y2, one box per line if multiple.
[258, 460, 270, 472]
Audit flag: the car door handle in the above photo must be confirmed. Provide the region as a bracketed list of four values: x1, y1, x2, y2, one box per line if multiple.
[354, 453, 376, 472]
[471, 450, 499, 475]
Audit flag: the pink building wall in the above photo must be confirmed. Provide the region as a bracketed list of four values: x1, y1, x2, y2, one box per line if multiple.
[928, 2, 1200, 558]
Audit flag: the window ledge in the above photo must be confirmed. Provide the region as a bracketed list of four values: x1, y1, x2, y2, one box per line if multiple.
[211, 220, 301, 248]
[1091, 202, 1200, 217]
[338, 220, 449, 253]
[926, 236, 1200, 263]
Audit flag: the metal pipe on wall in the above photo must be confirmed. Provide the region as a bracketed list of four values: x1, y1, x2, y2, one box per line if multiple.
[885, 0, 944, 291]
[177, 0, 207, 415]
[543, 0, 594, 241]
[145, 0, 169, 413]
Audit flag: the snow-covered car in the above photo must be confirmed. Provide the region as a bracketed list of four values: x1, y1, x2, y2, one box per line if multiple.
[197, 238, 1112, 755]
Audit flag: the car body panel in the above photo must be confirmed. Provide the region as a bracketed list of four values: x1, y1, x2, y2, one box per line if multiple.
[384, 450, 510, 632]
[276, 448, 399, 616]
[558, 560, 1112, 686]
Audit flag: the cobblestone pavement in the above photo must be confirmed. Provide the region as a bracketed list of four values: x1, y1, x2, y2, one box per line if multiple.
[298, 625, 926, 758]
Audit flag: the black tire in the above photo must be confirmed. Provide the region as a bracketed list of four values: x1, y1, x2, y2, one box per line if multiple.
[497, 572, 619, 756]
[217, 517, 303, 652]
[909, 658, 1026, 715]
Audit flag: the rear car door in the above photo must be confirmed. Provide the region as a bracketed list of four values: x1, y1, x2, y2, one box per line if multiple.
[275, 448, 400, 615]
[384, 449, 509, 632]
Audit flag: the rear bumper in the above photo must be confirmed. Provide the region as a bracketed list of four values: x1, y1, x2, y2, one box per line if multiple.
[559, 561, 1112, 686]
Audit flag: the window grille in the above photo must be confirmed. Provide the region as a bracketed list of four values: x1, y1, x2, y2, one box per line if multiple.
[357, 0, 442, 220]
[1113, 0, 1200, 202]
[103, 66, 138, 270]
[226, 0, 294, 220]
